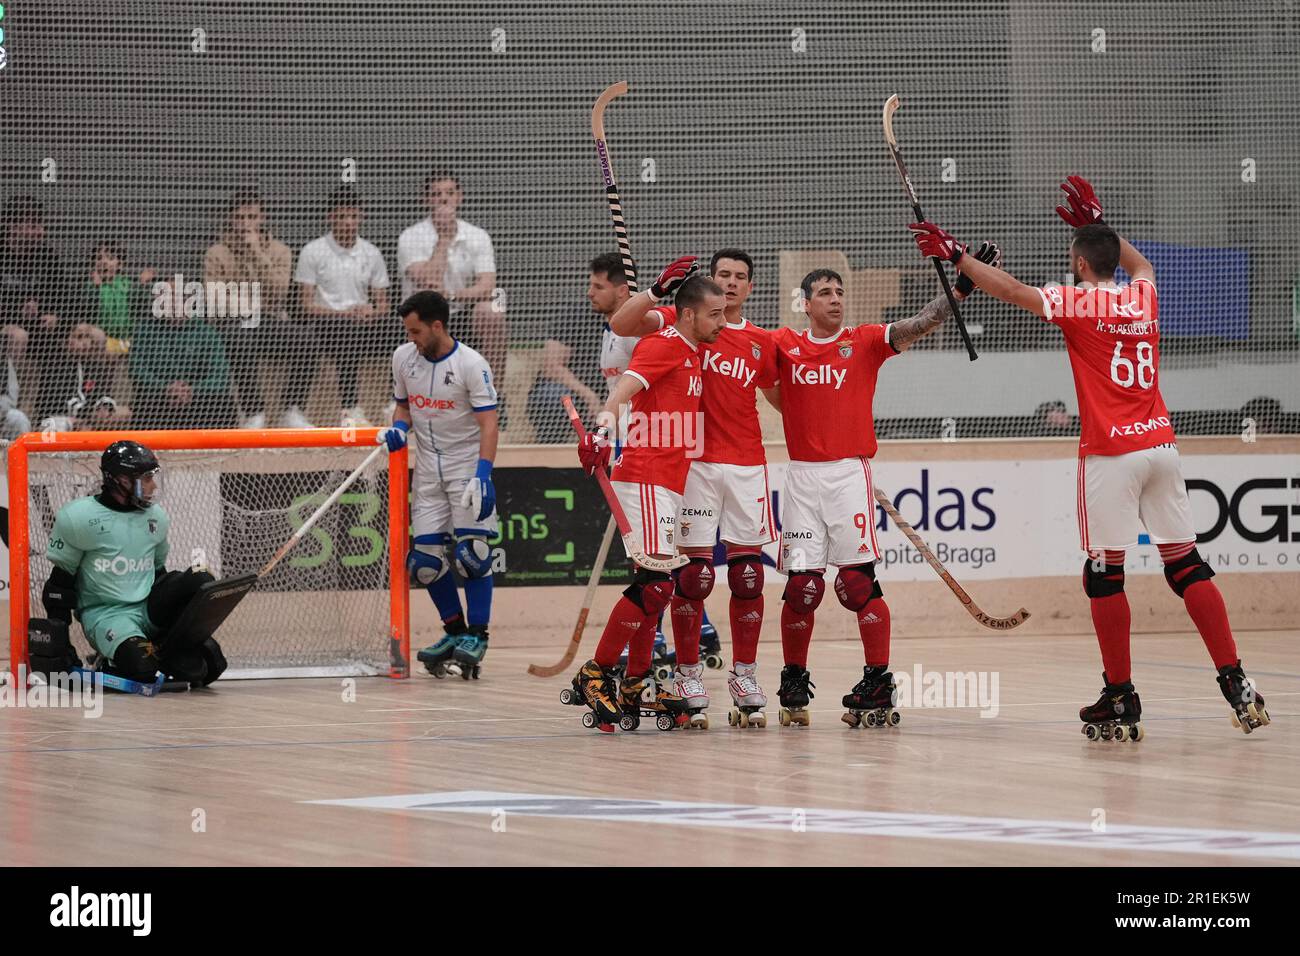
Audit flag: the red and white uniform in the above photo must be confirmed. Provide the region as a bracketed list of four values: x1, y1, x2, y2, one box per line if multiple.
[771, 323, 899, 571]
[610, 326, 703, 557]
[650, 305, 778, 547]
[1035, 279, 1195, 551]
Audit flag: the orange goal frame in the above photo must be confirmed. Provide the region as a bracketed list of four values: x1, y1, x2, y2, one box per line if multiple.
[7, 428, 410, 683]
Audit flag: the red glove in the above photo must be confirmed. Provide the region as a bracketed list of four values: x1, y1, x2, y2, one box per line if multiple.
[577, 426, 611, 476]
[1055, 175, 1104, 227]
[909, 221, 965, 264]
[650, 255, 698, 299]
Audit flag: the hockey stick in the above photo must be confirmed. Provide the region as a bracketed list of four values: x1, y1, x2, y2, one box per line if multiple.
[592, 81, 639, 294]
[882, 94, 978, 361]
[563, 396, 688, 574]
[527, 516, 617, 677]
[874, 488, 1030, 630]
[261, 444, 387, 578]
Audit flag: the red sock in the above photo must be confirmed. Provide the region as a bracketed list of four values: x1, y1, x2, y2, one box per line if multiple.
[593, 596, 645, 668]
[857, 598, 890, 667]
[730, 595, 763, 666]
[669, 594, 702, 666]
[1181, 579, 1238, 669]
[780, 603, 812, 668]
[1089, 594, 1132, 684]
[626, 610, 659, 676]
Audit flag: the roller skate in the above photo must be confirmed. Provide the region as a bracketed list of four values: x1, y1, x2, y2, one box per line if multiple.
[447, 625, 487, 680]
[416, 618, 467, 678]
[841, 665, 901, 729]
[618, 629, 676, 684]
[777, 663, 814, 727]
[1217, 661, 1270, 734]
[618, 670, 690, 732]
[672, 662, 710, 729]
[1079, 673, 1144, 742]
[699, 616, 724, 671]
[726, 661, 767, 728]
[560, 659, 621, 733]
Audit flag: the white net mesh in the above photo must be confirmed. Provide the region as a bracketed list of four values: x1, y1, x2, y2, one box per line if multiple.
[0, 1, 1296, 444]
[24, 445, 395, 677]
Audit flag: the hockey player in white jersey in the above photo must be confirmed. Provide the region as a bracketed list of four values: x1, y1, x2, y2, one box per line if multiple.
[379, 291, 500, 679]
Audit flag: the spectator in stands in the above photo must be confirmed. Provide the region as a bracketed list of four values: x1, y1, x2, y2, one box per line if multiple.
[35, 322, 132, 432]
[1241, 396, 1285, 435]
[202, 189, 308, 428]
[129, 301, 235, 429]
[397, 170, 507, 421]
[296, 186, 391, 426]
[0, 195, 68, 385]
[526, 253, 630, 442]
[1030, 399, 1076, 437]
[0, 358, 31, 440]
[86, 240, 155, 355]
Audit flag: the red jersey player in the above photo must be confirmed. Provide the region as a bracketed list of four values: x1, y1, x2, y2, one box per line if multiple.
[570, 273, 727, 732]
[767, 253, 997, 729]
[911, 175, 1271, 739]
[611, 250, 778, 728]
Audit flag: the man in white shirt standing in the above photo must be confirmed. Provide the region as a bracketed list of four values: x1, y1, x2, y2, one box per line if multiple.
[397, 171, 508, 425]
[296, 186, 391, 426]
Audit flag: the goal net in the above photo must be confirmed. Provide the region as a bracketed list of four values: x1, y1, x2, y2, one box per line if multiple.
[7, 429, 411, 680]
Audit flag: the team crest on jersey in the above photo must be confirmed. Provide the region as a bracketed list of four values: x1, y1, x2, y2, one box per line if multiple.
[148, 519, 157, 534]
[751, 345, 761, 360]
[444, 370, 455, 385]
[839, 343, 853, 358]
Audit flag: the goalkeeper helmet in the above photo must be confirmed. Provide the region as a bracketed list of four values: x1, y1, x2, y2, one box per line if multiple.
[101, 440, 161, 509]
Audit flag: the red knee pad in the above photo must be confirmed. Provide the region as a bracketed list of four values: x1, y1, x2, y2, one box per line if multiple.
[674, 558, 715, 601]
[834, 563, 880, 612]
[625, 570, 674, 615]
[782, 571, 824, 614]
[727, 554, 764, 600]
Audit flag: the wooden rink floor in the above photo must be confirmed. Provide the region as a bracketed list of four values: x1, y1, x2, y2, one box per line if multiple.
[2, 624, 1296, 868]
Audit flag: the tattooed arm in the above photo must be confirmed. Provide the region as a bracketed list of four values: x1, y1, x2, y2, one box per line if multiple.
[887, 294, 954, 353]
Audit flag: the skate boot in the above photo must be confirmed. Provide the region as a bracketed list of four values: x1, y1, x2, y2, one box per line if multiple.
[618, 670, 690, 732]
[842, 665, 901, 729]
[416, 618, 467, 678]
[1217, 661, 1270, 734]
[1079, 673, 1144, 742]
[672, 662, 710, 729]
[448, 625, 487, 680]
[618, 629, 676, 684]
[777, 663, 814, 727]
[560, 659, 621, 733]
[726, 661, 767, 728]
[699, 618, 724, 670]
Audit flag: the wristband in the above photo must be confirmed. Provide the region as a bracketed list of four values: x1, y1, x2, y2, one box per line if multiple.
[474, 457, 493, 480]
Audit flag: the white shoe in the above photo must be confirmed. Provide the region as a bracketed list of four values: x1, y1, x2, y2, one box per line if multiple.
[728, 661, 767, 708]
[673, 662, 710, 709]
[240, 412, 267, 429]
[341, 405, 371, 427]
[279, 406, 312, 428]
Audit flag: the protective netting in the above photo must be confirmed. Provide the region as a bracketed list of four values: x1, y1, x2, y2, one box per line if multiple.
[0, 0, 1296, 446]
[24, 446, 394, 676]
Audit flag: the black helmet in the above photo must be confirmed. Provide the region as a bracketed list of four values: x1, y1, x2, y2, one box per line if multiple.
[100, 440, 161, 509]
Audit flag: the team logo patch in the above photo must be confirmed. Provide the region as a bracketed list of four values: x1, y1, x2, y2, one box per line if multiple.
[665, 530, 674, 546]
[839, 343, 853, 358]
[751, 345, 761, 360]
[857, 542, 871, 553]
[148, 519, 157, 534]
[684, 358, 692, 367]
[444, 371, 455, 385]
[680, 520, 690, 539]
[789, 346, 801, 356]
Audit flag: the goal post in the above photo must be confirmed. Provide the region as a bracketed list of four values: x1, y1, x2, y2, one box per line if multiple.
[7, 427, 411, 683]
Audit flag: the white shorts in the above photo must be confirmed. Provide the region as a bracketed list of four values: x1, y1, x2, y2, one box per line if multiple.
[412, 477, 500, 540]
[611, 480, 681, 558]
[778, 457, 882, 572]
[679, 461, 777, 550]
[1077, 444, 1196, 553]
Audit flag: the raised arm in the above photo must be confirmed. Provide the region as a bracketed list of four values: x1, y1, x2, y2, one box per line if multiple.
[910, 223, 1045, 318]
[609, 255, 698, 336]
[1055, 174, 1154, 283]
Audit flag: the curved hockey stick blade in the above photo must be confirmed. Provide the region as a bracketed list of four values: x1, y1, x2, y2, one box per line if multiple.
[875, 489, 1029, 630]
[528, 515, 618, 678]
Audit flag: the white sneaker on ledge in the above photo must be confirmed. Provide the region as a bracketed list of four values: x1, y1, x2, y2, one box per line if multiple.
[279, 406, 312, 428]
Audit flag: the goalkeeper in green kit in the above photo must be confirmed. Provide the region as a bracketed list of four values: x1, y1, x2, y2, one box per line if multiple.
[33, 440, 228, 688]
